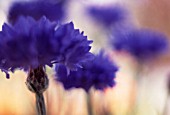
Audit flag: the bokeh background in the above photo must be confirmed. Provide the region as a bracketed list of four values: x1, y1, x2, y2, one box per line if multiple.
[0, 0, 170, 115]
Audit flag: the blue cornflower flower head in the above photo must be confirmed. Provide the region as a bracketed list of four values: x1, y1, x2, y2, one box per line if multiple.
[54, 22, 94, 71]
[56, 51, 118, 92]
[0, 16, 58, 71]
[0, 16, 93, 78]
[112, 27, 168, 61]
[8, 0, 67, 24]
[87, 5, 127, 27]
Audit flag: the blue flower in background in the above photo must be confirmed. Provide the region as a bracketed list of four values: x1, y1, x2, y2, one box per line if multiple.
[87, 5, 127, 27]
[0, 16, 93, 78]
[112, 27, 168, 61]
[8, 0, 67, 24]
[56, 51, 118, 92]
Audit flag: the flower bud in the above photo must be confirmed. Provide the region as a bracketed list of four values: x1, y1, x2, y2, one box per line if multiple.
[26, 66, 49, 94]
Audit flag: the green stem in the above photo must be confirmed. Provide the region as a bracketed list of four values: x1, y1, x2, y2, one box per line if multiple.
[129, 63, 143, 115]
[26, 67, 49, 115]
[36, 93, 46, 115]
[162, 91, 170, 115]
[87, 92, 93, 115]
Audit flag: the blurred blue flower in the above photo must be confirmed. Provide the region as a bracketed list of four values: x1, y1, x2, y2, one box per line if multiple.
[112, 27, 168, 61]
[56, 51, 118, 92]
[0, 16, 93, 78]
[87, 5, 127, 27]
[8, 0, 67, 24]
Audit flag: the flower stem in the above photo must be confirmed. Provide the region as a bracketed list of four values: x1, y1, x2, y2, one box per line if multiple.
[163, 77, 170, 115]
[26, 66, 49, 115]
[36, 93, 46, 115]
[87, 92, 93, 115]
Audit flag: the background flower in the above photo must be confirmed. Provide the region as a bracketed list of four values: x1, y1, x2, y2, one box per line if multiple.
[111, 27, 168, 61]
[87, 5, 127, 27]
[56, 51, 118, 92]
[8, 0, 67, 24]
